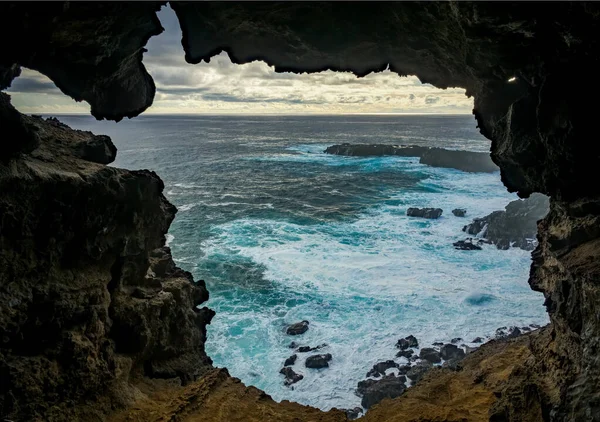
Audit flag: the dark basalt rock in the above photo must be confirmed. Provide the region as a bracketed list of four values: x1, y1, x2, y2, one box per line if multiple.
[472, 337, 484, 344]
[407, 207, 443, 219]
[366, 360, 399, 378]
[324, 144, 498, 173]
[406, 361, 434, 383]
[452, 208, 467, 217]
[451, 338, 463, 344]
[280, 367, 303, 386]
[419, 348, 442, 364]
[396, 349, 414, 359]
[305, 353, 332, 369]
[453, 239, 482, 250]
[356, 374, 407, 409]
[440, 344, 466, 361]
[284, 354, 297, 366]
[496, 326, 522, 340]
[296, 343, 327, 353]
[286, 320, 309, 335]
[396, 335, 419, 350]
[344, 407, 363, 420]
[463, 194, 549, 251]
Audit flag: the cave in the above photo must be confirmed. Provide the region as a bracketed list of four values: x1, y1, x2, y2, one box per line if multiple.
[1, 2, 599, 421]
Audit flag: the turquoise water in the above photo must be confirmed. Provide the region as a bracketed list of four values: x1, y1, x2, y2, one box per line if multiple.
[56, 114, 548, 411]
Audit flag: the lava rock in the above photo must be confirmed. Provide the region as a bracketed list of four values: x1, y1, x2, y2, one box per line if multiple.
[286, 320, 309, 335]
[407, 207, 443, 219]
[406, 361, 433, 383]
[453, 239, 482, 250]
[432, 342, 444, 346]
[397, 365, 411, 375]
[366, 360, 399, 378]
[450, 337, 463, 344]
[396, 349, 414, 359]
[356, 374, 407, 409]
[419, 348, 442, 363]
[288, 341, 299, 349]
[440, 344, 466, 361]
[280, 367, 304, 386]
[297, 343, 327, 353]
[284, 354, 297, 366]
[345, 407, 363, 420]
[396, 335, 419, 350]
[472, 337, 484, 343]
[452, 208, 467, 217]
[305, 353, 332, 369]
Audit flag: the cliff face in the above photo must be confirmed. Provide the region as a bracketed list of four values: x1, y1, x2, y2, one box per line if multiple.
[0, 95, 214, 420]
[1, 2, 600, 421]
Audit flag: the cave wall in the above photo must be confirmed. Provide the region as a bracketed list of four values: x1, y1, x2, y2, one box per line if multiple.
[1, 1, 600, 420]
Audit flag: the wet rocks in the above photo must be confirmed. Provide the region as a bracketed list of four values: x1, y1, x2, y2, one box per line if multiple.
[356, 374, 407, 409]
[453, 239, 482, 250]
[366, 360, 399, 378]
[305, 353, 332, 369]
[406, 361, 434, 383]
[407, 207, 443, 219]
[286, 320, 309, 335]
[495, 326, 522, 339]
[280, 367, 303, 386]
[396, 349, 414, 359]
[284, 354, 297, 366]
[344, 407, 364, 420]
[462, 193, 549, 251]
[452, 208, 467, 217]
[419, 348, 442, 364]
[472, 337, 484, 343]
[440, 344, 466, 361]
[324, 143, 429, 157]
[297, 343, 327, 353]
[396, 335, 419, 350]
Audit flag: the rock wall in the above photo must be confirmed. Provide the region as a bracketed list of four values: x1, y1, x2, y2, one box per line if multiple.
[1, 2, 600, 421]
[0, 95, 214, 420]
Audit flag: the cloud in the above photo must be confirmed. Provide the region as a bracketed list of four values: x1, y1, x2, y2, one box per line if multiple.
[6, 4, 473, 115]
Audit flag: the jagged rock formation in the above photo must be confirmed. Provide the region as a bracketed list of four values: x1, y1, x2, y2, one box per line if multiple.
[1, 1, 600, 421]
[0, 101, 214, 420]
[324, 144, 499, 172]
[463, 193, 550, 250]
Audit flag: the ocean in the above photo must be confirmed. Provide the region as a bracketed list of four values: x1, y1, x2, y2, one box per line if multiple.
[56, 114, 549, 411]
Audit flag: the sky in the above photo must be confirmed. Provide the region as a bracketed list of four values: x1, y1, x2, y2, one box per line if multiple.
[7, 5, 473, 115]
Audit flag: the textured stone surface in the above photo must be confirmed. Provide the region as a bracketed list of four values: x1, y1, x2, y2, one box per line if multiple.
[0, 116, 214, 420]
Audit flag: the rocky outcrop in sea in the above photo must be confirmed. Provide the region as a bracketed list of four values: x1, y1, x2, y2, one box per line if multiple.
[324, 143, 499, 173]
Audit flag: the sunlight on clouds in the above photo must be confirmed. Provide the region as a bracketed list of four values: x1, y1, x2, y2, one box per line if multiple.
[7, 5, 473, 115]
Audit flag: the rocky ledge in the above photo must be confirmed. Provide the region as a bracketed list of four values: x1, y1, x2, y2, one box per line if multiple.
[462, 193, 550, 250]
[0, 102, 214, 420]
[324, 144, 499, 173]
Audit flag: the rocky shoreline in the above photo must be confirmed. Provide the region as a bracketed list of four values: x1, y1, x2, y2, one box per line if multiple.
[324, 143, 499, 173]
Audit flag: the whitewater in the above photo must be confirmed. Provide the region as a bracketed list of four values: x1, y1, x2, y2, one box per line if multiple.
[57, 114, 549, 411]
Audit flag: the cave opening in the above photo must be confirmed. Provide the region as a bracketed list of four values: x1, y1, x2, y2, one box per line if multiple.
[2, 3, 557, 418]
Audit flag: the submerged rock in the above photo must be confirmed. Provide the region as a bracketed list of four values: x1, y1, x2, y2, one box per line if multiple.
[396, 349, 414, 359]
[396, 335, 419, 350]
[407, 207, 443, 219]
[286, 320, 309, 335]
[356, 374, 407, 409]
[284, 354, 297, 366]
[472, 337, 484, 343]
[280, 367, 304, 386]
[419, 348, 442, 363]
[452, 208, 467, 217]
[297, 343, 327, 353]
[305, 353, 332, 369]
[366, 360, 399, 378]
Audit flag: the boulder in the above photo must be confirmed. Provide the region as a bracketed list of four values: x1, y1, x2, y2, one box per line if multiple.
[419, 348, 442, 363]
[452, 208, 467, 217]
[297, 343, 327, 353]
[286, 320, 309, 335]
[407, 207, 443, 219]
[396, 335, 419, 350]
[356, 374, 407, 409]
[345, 407, 363, 420]
[366, 360, 399, 378]
[440, 344, 466, 361]
[284, 354, 297, 366]
[396, 349, 414, 359]
[406, 361, 433, 383]
[472, 337, 484, 343]
[450, 337, 463, 344]
[305, 353, 332, 369]
[279, 367, 303, 386]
